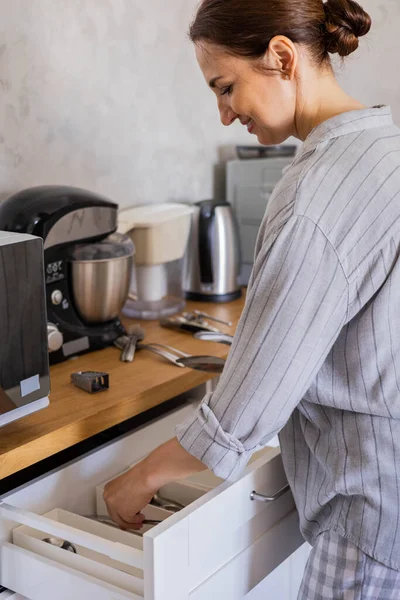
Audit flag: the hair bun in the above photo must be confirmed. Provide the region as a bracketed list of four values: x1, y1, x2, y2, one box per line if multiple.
[324, 0, 371, 57]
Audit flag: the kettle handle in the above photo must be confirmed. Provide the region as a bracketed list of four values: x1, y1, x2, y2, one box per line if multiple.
[198, 202, 215, 285]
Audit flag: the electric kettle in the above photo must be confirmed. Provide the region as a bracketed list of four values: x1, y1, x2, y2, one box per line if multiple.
[183, 199, 241, 302]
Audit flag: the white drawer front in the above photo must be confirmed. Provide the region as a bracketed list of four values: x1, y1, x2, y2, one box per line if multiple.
[0, 401, 302, 600]
[0, 543, 139, 600]
[190, 511, 303, 600]
[0, 505, 145, 599]
[144, 449, 301, 596]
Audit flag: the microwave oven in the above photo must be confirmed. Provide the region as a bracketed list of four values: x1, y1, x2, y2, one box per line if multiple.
[0, 231, 50, 427]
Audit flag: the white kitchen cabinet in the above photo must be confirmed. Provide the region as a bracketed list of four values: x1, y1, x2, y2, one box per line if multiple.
[246, 543, 311, 600]
[0, 393, 307, 599]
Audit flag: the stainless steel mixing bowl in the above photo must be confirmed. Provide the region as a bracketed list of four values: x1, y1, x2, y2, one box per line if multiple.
[69, 233, 135, 323]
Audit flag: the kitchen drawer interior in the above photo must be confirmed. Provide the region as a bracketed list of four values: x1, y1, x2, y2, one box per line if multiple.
[1, 442, 297, 600]
[5, 468, 229, 598]
[8, 446, 274, 588]
[96, 467, 224, 517]
[95, 445, 272, 518]
[96, 445, 273, 524]
[0, 391, 291, 600]
[12, 508, 148, 596]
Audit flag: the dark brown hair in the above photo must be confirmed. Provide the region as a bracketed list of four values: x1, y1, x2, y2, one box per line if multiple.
[189, 0, 372, 65]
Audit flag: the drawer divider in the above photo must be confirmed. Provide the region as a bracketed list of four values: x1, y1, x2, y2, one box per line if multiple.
[0, 502, 143, 569]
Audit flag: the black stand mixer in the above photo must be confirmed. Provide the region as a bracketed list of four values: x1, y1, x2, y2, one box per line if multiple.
[0, 186, 134, 364]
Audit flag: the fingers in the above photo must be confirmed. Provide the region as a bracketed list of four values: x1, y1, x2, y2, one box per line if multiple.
[102, 470, 156, 532]
[106, 508, 147, 531]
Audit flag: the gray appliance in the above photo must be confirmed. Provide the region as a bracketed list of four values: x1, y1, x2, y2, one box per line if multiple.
[183, 199, 241, 303]
[0, 231, 50, 427]
[227, 153, 296, 286]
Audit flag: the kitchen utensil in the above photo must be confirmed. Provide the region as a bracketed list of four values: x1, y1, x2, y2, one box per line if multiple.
[119, 203, 194, 320]
[42, 537, 77, 553]
[160, 315, 222, 335]
[151, 492, 185, 512]
[160, 309, 232, 336]
[175, 356, 225, 373]
[114, 335, 188, 367]
[0, 186, 129, 364]
[120, 324, 145, 362]
[183, 199, 241, 302]
[114, 335, 225, 372]
[71, 371, 109, 393]
[69, 232, 135, 324]
[137, 343, 188, 368]
[192, 310, 232, 327]
[137, 343, 225, 373]
[0, 232, 50, 428]
[194, 332, 234, 345]
[84, 515, 162, 528]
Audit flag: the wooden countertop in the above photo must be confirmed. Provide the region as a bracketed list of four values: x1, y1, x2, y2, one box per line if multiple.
[0, 295, 245, 481]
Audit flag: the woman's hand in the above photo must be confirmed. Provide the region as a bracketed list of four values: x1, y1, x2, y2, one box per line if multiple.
[103, 437, 207, 529]
[103, 460, 157, 530]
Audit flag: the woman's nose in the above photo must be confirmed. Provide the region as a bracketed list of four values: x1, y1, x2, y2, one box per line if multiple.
[218, 100, 237, 127]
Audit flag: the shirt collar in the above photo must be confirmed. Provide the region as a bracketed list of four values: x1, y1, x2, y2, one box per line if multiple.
[299, 105, 393, 155]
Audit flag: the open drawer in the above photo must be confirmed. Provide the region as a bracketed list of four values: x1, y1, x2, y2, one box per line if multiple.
[0, 403, 303, 600]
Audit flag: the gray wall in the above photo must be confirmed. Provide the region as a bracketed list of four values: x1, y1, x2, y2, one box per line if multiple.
[0, 0, 398, 208]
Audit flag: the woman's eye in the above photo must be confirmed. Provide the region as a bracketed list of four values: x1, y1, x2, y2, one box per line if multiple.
[221, 85, 233, 96]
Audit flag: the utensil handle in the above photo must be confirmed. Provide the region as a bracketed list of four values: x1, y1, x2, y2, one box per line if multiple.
[143, 342, 190, 358]
[137, 344, 185, 367]
[249, 484, 290, 503]
[194, 332, 234, 345]
[121, 337, 138, 362]
[194, 310, 232, 327]
[87, 515, 161, 527]
[151, 495, 185, 511]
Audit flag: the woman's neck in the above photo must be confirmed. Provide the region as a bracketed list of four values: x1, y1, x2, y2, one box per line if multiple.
[293, 68, 366, 141]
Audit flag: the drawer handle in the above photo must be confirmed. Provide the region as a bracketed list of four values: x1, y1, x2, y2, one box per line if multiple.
[250, 484, 290, 503]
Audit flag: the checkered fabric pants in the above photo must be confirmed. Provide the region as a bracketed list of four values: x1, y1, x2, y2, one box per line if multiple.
[298, 530, 400, 599]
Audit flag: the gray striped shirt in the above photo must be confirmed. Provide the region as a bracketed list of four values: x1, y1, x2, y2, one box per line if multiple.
[176, 106, 400, 570]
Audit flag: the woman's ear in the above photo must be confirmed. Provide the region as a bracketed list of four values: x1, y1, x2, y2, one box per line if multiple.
[264, 35, 298, 80]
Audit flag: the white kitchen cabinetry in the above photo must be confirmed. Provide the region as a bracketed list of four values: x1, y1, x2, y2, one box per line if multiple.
[0, 393, 308, 599]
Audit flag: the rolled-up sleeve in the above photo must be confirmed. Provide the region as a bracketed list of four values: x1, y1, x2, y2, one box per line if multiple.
[175, 215, 349, 480]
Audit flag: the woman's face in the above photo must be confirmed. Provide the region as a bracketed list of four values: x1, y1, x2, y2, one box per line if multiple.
[195, 42, 297, 146]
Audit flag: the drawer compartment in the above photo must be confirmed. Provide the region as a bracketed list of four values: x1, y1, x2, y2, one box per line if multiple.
[0, 404, 302, 600]
[0, 543, 140, 600]
[0, 504, 160, 599]
[97, 447, 296, 590]
[96, 464, 223, 517]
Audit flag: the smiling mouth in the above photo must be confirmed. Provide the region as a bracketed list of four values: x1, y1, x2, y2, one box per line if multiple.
[242, 119, 255, 134]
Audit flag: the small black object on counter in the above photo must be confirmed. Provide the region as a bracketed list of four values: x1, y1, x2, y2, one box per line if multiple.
[71, 371, 109, 394]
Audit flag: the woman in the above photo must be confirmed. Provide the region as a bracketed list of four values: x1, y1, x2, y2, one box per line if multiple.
[105, 0, 400, 597]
